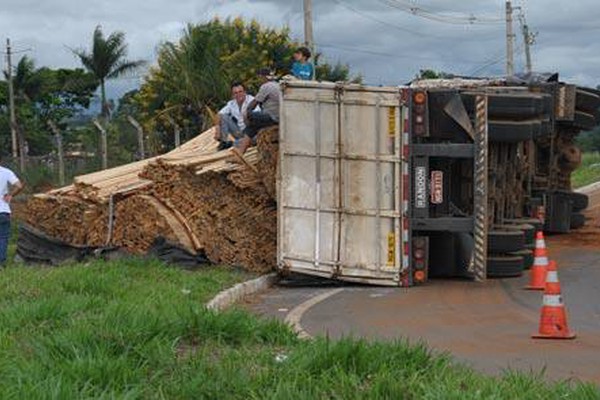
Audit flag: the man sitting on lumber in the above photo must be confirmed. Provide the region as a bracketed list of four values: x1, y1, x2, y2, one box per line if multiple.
[236, 68, 281, 154]
[214, 81, 258, 151]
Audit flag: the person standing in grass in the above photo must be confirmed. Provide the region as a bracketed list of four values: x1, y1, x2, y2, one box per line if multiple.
[291, 47, 314, 81]
[0, 155, 23, 266]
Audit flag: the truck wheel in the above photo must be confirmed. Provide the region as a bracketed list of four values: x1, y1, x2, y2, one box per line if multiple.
[488, 120, 537, 143]
[487, 255, 525, 278]
[575, 89, 600, 113]
[488, 230, 525, 253]
[503, 218, 544, 232]
[462, 93, 548, 119]
[573, 111, 598, 130]
[570, 213, 585, 229]
[509, 249, 534, 270]
[570, 192, 589, 212]
[497, 223, 535, 245]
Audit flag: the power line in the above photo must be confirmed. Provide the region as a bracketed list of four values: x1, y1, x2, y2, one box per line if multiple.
[377, 0, 504, 25]
[467, 43, 525, 76]
[332, 0, 441, 38]
[319, 43, 501, 65]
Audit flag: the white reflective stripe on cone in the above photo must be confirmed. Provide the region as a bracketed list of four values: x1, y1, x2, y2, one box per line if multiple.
[534, 257, 549, 266]
[546, 271, 559, 283]
[535, 239, 546, 248]
[543, 294, 563, 307]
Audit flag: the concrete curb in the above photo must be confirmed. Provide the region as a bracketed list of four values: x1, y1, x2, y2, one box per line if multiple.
[206, 272, 279, 311]
[576, 181, 600, 195]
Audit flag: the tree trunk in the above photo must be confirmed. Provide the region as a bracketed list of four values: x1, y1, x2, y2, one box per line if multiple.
[100, 80, 108, 119]
[99, 80, 108, 169]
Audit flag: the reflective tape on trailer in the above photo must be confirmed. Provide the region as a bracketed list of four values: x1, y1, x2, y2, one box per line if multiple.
[401, 100, 411, 275]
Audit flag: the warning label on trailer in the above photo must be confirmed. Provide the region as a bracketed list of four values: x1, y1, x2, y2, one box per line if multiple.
[387, 232, 395, 266]
[388, 107, 396, 136]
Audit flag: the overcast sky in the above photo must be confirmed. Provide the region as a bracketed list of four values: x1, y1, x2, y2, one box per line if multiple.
[2, 0, 599, 100]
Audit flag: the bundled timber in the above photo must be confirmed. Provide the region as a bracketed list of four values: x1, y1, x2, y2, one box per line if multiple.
[22, 126, 280, 273]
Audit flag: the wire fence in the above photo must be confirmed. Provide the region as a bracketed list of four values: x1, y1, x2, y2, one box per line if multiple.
[3, 154, 102, 193]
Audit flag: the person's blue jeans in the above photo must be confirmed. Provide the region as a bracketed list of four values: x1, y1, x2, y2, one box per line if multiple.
[0, 213, 10, 265]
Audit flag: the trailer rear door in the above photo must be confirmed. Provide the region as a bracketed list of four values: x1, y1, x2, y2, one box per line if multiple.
[278, 81, 408, 286]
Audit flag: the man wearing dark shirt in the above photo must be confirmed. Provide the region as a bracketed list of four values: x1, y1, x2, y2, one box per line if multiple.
[236, 69, 281, 154]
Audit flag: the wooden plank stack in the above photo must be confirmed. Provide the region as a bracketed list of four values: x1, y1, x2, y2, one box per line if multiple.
[23, 127, 279, 273]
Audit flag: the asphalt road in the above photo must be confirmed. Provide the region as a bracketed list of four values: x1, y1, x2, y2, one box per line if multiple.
[245, 187, 600, 383]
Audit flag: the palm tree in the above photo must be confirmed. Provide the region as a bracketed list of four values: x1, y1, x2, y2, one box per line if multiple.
[11, 56, 42, 102]
[73, 26, 144, 118]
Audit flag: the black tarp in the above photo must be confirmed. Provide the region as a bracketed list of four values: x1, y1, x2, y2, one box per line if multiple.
[16, 224, 212, 269]
[16, 224, 95, 265]
[147, 237, 212, 269]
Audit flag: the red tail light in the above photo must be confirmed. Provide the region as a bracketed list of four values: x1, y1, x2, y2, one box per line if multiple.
[412, 236, 429, 284]
[412, 91, 429, 137]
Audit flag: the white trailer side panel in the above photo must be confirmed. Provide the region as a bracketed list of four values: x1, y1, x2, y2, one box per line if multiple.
[278, 81, 405, 286]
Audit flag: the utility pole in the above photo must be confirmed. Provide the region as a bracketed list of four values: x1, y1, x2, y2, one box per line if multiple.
[303, 0, 317, 79]
[505, 1, 515, 76]
[6, 39, 18, 161]
[519, 13, 536, 75]
[522, 22, 532, 74]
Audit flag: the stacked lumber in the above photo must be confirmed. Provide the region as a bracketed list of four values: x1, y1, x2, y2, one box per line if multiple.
[24, 194, 106, 246]
[23, 126, 280, 273]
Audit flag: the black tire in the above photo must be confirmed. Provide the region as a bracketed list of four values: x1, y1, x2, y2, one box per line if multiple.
[462, 93, 548, 119]
[497, 223, 535, 245]
[488, 120, 539, 143]
[487, 255, 525, 278]
[570, 212, 585, 229]
[575, 89, 600, 113]
[488, 230, 525, 253]
[510, 249, 534, 270]
[573, 111, 598, 131]
[503, 218, 544, 232]
[570, 192, 589, 212]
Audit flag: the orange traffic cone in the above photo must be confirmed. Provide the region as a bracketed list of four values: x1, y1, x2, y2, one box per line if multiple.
[532, 261, 576, 339]
[525, 231, 548, 290]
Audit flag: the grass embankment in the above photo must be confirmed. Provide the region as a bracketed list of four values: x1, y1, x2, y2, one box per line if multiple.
[1, 259, 598, 399]
[572, 152, 600, 188]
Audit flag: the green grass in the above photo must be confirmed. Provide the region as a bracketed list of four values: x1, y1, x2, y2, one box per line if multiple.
[0, 260, 598, 399]
[572, 152, 600, 188]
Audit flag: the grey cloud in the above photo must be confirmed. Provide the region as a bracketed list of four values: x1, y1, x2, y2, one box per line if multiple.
[1, 0, 597, 100]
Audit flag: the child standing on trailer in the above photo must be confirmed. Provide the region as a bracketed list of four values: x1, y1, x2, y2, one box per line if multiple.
[291, 47, 314, 81]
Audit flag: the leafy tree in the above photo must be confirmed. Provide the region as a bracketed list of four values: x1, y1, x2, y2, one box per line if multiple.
[0, 57, 98, 156]
[316, 58, 362, 83]
[73, 26, 145, 118]
[418, 69, 455, 80]
[135, 18, 359, 149]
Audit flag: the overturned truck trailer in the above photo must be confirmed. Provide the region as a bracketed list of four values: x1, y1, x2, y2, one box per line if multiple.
[277, 79, 600, 286]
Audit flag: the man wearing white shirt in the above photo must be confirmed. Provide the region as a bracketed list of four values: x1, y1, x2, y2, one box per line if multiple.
[214, 82, 258, 150]
[0, 155, 24, 266]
